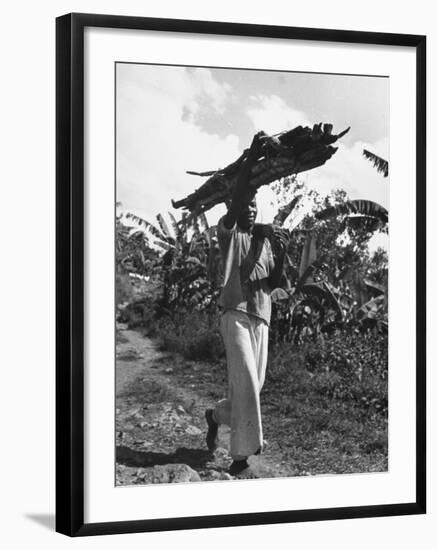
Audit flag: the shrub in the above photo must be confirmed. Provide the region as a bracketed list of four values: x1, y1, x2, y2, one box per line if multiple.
[149, 309, 225, 363]
[303, 329, 387, 380]
[266, 328, 388, 415]
[115, 272, 135, 306]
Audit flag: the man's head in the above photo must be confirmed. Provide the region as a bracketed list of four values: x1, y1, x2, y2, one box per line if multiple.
[237, 194, 258, 232]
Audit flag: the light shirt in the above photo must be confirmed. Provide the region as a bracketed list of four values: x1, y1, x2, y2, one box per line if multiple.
[217, 216, 275, 325]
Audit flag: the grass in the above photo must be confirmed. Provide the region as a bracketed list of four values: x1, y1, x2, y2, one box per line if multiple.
[262, 340, 388, 474]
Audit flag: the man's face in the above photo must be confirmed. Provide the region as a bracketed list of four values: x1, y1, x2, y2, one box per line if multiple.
[237, 197, 258, 232]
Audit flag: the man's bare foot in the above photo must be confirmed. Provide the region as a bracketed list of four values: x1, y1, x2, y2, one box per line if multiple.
[254, 440, 268, 456]
[229, 459, 259, 479]
[205, 409, 218, 452]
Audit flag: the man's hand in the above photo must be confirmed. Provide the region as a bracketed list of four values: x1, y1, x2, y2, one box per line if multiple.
[272, 227, 290, 256]
[268, 227, 290, 290]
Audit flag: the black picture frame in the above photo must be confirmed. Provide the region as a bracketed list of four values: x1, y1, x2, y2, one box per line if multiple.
[56, 12, 426, 537]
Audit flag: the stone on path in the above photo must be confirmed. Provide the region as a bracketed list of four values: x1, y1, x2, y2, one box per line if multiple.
[206, 470, 233, 481]
[185, 425, 202, 436]
[136, 464, 201, 484]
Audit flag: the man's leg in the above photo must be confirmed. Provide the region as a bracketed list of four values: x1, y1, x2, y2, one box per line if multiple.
[205, 318, 232, 453]
[206, 310, 264, 476]
[229, 319, 268, 473]
[205, 409, 219, 452]
[253, 318, 269, 455]
[221, 310, 264, 462]
[255, 319, 269, 391]
[211, 397, 231, 427]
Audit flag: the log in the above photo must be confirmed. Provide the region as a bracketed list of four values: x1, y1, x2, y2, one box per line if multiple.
[172, 123, 350, 218]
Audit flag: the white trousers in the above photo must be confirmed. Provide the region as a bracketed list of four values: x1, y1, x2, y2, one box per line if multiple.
[213, 309, 269, 460]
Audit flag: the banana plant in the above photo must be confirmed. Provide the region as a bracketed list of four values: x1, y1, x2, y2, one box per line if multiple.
[315, 199, 388, 230]
[116, 211, 158, 276]
[362, 149, 388, 178]
[124, 210, 222, 311]
[271, 234, 344, 344]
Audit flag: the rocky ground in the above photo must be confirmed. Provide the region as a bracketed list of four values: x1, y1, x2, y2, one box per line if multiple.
[115, 327, 290, 486]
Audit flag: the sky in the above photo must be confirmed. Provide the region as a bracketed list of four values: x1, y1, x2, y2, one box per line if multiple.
[116, 62, 389, 247]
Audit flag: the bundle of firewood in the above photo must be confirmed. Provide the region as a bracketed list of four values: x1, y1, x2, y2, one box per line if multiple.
[172, 123, 350, 218]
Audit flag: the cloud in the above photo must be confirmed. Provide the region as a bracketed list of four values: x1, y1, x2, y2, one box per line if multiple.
[246, 94, 311, 135]
[304, 137, 389, 209]
[116, 64, 238, 223]
[244, 93, 388, 226]
[185, 68, 232, 115]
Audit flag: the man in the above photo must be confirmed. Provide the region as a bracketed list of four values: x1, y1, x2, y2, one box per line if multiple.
[205, 132, 289, 478]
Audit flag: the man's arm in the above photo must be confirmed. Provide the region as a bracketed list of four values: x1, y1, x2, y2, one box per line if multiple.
[269, 228, 290, 289]
[223, 132, 265, 229]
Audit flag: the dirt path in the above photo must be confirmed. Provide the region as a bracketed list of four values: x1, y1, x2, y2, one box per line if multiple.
[115, 327, 290, 485]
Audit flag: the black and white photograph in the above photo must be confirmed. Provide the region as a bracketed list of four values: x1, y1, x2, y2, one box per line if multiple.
[115, 62, 389, 485]
[0, 0, 432, 545]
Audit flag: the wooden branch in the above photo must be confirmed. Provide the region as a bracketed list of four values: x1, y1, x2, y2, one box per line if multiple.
[172, 123, 350, 217]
